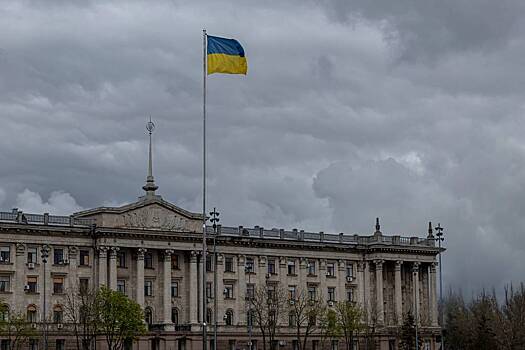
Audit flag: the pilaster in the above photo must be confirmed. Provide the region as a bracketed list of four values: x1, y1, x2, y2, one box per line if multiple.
[163, 249, 174, 328]
[357, 261, 366, 309]
[374, 260, 385, 325]
[108, 247, 119, 290]
[430, 262, 438, 326]
[395, 260, 403, 325]
[98, 246, 108, 287]
[412, 262, 421, 326]
[236, 254, 246, 325]
[189, 251, 199, 325]
[337, 260, 346, 302]
[136, 248, 146, 308]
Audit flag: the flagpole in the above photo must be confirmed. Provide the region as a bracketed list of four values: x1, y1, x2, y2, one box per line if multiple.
[202, 28, 208, 350]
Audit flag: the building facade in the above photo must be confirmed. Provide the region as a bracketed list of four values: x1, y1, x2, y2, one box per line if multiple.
[0, 139, 443, 350]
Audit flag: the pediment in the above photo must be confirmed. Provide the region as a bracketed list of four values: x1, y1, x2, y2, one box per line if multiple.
[74, 196, 202, 232]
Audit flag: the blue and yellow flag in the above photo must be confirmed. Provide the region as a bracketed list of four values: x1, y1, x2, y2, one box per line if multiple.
[207, 35, 247, 75]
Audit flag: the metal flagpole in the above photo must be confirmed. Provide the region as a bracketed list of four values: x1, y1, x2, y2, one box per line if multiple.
[202, 28, 208, 350]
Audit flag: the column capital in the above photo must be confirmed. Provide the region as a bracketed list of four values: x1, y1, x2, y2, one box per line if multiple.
[357, 261, 366, 272]
[374, 259, 385, 269]
[259, 256, 267, 266]
[136, 248, 147, 260]
[216, 254, 224, 265]
[109, 247, 120, 258]
[163, 249, 174, 261]
[16, 243, 26, 256]
[430, 262, 438, 273]
[412, 261, 420, 272]
[98, 246, 109, 258]
[395, 260, 403, 270]
[237, 254, 246, 266]
[190, 250, 199, 263]
[68, 246, 79, 256]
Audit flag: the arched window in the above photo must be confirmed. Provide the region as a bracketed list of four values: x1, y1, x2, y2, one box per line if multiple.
[171, 308, 178, 325]
[27, 305, 37, 323]
[224, 309, 233, 326]
[206, 308, 212, 324]
[0, 304, 9, 322]
[144, 307, 153, 325]
[53, 305, 63, 323]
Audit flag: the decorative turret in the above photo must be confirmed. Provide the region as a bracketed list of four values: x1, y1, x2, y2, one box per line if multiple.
[374, 217, 382, 237]
[427, 221, 434, 238]
[142, 118, 159, 198]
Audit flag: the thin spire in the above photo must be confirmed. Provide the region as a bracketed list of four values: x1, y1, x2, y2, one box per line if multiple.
[427, 221, 434, 238]
[375, 217, 381, 234]
[142, 117, 158, 197]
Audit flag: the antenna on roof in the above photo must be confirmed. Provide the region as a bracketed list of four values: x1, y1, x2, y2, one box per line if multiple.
[142, 117, 159, 198]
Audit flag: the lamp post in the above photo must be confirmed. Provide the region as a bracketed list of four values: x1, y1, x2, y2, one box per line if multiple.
[41, 245, 50, 350]
[210, 208, 219, 350]
[435, 223, 445, 350]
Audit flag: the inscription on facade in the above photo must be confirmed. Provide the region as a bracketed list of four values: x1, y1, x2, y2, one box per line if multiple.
[119, 208, 188, 230]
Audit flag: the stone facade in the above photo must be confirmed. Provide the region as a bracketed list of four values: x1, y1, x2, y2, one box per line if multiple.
[0, 194, 443, 350]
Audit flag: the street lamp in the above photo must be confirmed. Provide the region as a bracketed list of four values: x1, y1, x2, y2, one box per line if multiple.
[41, 245, 50, 350]
[435, 223, 445, 350]
[209, 208, 219, 350]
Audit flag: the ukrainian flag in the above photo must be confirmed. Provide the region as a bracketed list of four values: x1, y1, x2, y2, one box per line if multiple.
[207, 35, 247, 75]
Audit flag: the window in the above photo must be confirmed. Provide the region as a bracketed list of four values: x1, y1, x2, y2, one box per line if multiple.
[225, 309, 233, 326]
[0, 246, 10, 263]
[247, 310, 254, 327]
[224, 284, 233, 299]
[312, 340, 319, 350]
[331, 340, 338, 350]
[29, 339, 38, 350]
[267, 284, 276, 300]
[292, 340, 299, 350]
[144, 280, 153, 296]
[1, 339, 10, 350]
[55, 340, 64, 350]
[308, 286, 316, 301]
[206, 308, 212, 324]
[53, 248, 64, 265]
[144, 253, 153, 269]
[246, 284, 255, 300]
[0, 306, 9, 322]
[326, 262, 335, 277]
[388, 340, 396, 350]
[53, 277, 64, 294]
[171, 281, 179, 297]
[171, 308, 179, 324]
[27, 277, 37, 293]
[117, 280, 126, 294]
[27, 305, 37, 323]
[346, 289, 353, 302]
[307, 260, 316, 275]
[206, 282, 213, 299]
[53, 306, 63, 323]
[289, 311, 296, 326]
[287, 260, 296, 275]
[245, 257, 254, 273]
[224, 257, 234, 272]
[267, 259, 276, 274]
[228, 340, 236, 350]
[0, 276, 10, 292]
[288, 286, 296, 300]
[328, 287, 335, 301]
[346, 262, 353, 278]
[27, 247, 38, 264]
[79, 250, 89, 266]
[206, 255, 213, 272]
[171, 255, 179, 269]
[117, 251, 126, 268]
[79, 278, 89, 294]
[144, 307, 153, 325]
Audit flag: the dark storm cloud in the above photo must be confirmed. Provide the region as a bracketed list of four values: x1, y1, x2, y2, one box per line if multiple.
[1, 0, 525, 294]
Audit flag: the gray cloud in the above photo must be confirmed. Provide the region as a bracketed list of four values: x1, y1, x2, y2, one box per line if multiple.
[1, 0, 525, 295]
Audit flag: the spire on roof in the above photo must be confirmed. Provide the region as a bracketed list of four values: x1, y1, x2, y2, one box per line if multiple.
[427, 221, 434, 238]
[142, 118, 159, 198]
[374, 217, 382, 236]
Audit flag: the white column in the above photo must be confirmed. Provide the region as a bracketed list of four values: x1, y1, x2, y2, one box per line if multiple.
[337, 260, 346, 302]
[98, 246, 108, 287]
[189, 251, 199, 324]
[357, 261, 366, 308]
[319, 259, 326, 301]
[108, 247, 119, 290]
[216, 254, 225, 326]
[163, 249, 174, 327]
[413, 262, 421, 326]
[375, 260, 384, 325]
[395, 260, 403, 325]
[364, 261, 371, 323]
[430, 263, 438, 326]
[236, 255, 246, 325]
[136, 248, 146, 308]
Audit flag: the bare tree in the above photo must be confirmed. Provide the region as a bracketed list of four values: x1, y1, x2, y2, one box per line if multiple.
[334, 301, 364, 350]
[0, 311, 36, 350]
[63, 284, 99, 350]
[248, 282, 287, 350]
[318, 308, 340, 350]
[288, 288, 326, 350]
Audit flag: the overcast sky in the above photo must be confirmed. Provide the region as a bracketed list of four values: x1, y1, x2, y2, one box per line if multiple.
[2, 0, 525, 295]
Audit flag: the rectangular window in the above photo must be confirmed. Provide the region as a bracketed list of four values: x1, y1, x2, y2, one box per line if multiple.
[27, 247, 38, 264]
[117, 280, 126, 294]
[388, 340, 396, 350]
[326, 262, 335, 277]
[245, 257, 254, 273]
[308, 286, 316, 301]
[53, 248, 64, 265]
[307, 260, 316, 275]
[267, 259, 276, 274]
[55, 340, 65, 350]
[346, 262, 353, 278]
[224, 257, 234, 272]
[206, 282, 213, 299]
[0, 276, 10, 292]
[267, 285, 276, 300]
[29, 339, 38, 350]
[79, 278, 89, 294]
[171, 281, 179, 297]
[27, 276, 37, 293]
[331, 340, 338, 350]
[79, 250, 89, 266]
[53, 310, 63, 323]
[228, 340, 236, 350]
[312, 340, 319, 350]
[171, 255, 179, 269]
[53, 277, 64, 294]
[346, 289, 353, 302]
[328, 287, 335, 301]
[292, 340, 298, 350]
[224, 284, 234, 299]
[206, 255, 213, 272]
[144, 280, 153, 296]
[144, 253, 153, 269]
[287, 260, 296, 275]
[288, 285, 296, 300]
[117, 251, 126, 268]
[246, 284, 255, 299]
[1, 339, 10, 350]
[0, 246, 10, 263]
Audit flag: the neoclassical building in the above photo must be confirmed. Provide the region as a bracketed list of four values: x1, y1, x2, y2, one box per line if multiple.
[0, 142, 443, 350]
